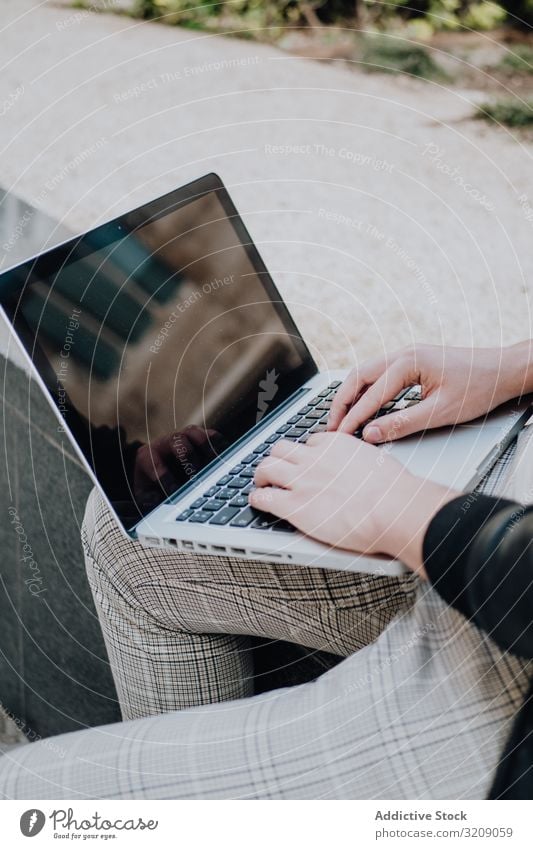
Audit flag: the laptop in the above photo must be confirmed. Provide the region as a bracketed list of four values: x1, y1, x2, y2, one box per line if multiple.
[0, 173, 530, 577]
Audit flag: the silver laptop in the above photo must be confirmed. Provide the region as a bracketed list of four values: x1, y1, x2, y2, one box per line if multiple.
[1, 174, 530, 577]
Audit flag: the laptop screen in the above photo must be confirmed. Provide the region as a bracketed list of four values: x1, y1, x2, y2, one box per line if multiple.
[0, 175, 316, 531]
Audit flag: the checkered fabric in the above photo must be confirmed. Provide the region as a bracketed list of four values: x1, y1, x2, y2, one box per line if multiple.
[81, 490, 417, 719]
[0, 436, 531, 799]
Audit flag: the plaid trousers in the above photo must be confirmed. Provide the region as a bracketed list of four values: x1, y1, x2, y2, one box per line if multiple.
[0, 441, 531, 799]
[81, 489, 417, 719]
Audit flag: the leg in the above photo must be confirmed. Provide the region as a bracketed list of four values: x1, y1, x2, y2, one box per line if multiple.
[82, 489, 416, 718]
[1, 585, 529, 799]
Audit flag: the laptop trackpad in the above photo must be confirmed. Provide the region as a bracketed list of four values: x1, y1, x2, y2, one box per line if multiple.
[383, 403, 529, 491]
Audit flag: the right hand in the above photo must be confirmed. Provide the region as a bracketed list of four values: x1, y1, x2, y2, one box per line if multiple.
[328, 344, 523, 443]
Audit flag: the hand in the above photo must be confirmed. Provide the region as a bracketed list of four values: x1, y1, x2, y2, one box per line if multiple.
[328, 343, 528, 443]
[249, 432, 456, 576]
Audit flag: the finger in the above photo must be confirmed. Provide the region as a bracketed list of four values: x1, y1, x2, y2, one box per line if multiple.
[254, 457, 297, 488]
[269, 439, 309, 463]
[338, 361, 410, 434]
[305, 431, 330, 447]
[363, 396, 439, 443]
[328, 357, 387, 430]
[248, 486, 293, 518]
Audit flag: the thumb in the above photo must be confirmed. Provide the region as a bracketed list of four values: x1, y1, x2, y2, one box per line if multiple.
[363, 398, 438, 443]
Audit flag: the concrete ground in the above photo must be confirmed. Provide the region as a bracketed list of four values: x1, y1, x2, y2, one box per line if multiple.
[1, 0, 533, 747]
[2, 0, 533, 369]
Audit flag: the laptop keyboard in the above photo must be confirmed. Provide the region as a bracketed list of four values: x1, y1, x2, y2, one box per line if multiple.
[175, 380, 421, 533]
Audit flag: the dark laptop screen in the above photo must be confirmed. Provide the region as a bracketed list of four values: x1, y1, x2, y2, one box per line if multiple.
[0, 175, 316, 531]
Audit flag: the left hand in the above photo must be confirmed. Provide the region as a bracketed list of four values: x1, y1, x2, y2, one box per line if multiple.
[249, 432, 456, 576]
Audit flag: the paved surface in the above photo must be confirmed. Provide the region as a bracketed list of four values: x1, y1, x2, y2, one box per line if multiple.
[2, 0, 533, 368]
[1, 0, 533, 747]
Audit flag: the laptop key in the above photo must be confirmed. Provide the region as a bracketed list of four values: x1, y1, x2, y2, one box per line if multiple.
[392, 388, 409, 402]
[240, 467, 255, 478]
[252, 513, 294, 532]
[216, 474, 232, 486]
[265, 433, 283, 444]
[203, 499, 225, 512]
[318, 388, 330, 397]
[276, 423, 291, 433]
[297, 405, 312, 415]
[190, 497, 206, 509]
[273, 520, 296, 533]
[242, 484, 254, 495]
[229, 464, 245, 475]
[230, 507, 259, 527]
[307, 409, 325, 420]
[229, 494, 248, 508]
[252, 512, 279, 529]
[242, 454, 256, 464]
[228, 476, 249, 489]
[287, 427, 306, 438]
[204, 486, 219, 498]
[329, 380, 342, 388]
[190, 511, 211, 523]
[253, 443, 269, 454]
[176, 509, 193, 521]
[216, 488, 234, 501]
[287, 415, 301, 424]
[209, 506, 240, 525]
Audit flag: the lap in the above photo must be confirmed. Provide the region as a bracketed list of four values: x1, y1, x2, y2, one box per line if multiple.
[3, 438, 530, 798]
[83, 488, 417, 656]
[1, 585, 529, 799]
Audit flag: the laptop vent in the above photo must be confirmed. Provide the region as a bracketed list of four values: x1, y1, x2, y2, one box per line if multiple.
[163, 539, 292, 560]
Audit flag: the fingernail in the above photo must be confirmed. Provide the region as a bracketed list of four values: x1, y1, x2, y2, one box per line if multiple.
[363, 425, 381, 443]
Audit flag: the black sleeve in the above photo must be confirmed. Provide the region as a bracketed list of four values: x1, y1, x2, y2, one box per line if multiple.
[423, 492, 533, 660]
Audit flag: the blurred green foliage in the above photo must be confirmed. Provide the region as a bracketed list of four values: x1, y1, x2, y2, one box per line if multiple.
[132, 0, 533, 31]
[500, 42, 533, 70]
[478, 97, 533, 124]
[360, 35, 447, 78]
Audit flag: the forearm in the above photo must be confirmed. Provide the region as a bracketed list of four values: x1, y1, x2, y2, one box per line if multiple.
[378, 470, 533, 657]
[423, 493, 533, 659]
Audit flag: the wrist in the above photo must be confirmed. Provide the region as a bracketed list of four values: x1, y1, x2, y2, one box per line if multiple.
[499, 341, 533, 402]
[380, 473, 458, 577]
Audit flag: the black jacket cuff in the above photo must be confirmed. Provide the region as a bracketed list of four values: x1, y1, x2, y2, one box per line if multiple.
[423, 492, 518, 617]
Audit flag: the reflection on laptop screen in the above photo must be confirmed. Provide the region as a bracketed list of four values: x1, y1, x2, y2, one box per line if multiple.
[0, 177, 316, 531]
